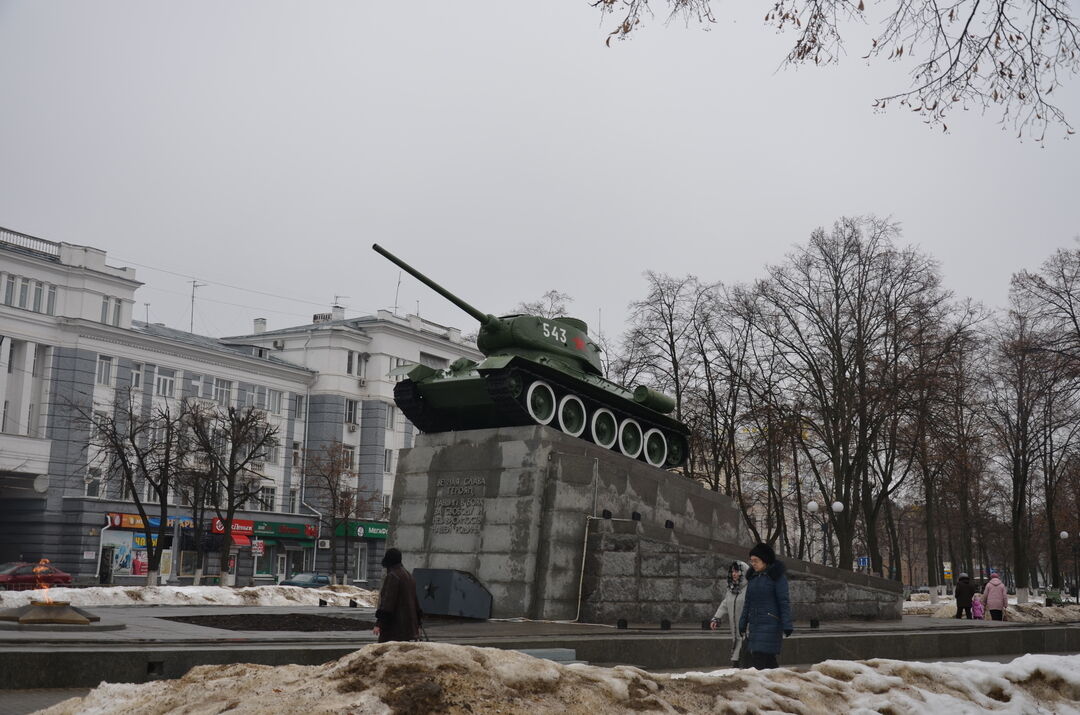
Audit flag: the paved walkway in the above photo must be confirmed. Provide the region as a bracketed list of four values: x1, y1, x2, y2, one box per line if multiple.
[0, 689, 89, 715]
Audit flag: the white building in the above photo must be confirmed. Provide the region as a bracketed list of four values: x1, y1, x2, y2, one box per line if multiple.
[0, 225, 479, 586]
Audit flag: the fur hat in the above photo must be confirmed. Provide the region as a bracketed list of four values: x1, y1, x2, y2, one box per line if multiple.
[749, 542, 776, 565]
[381, 547, 402, 568]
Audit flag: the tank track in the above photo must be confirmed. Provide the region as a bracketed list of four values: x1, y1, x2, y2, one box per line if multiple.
[394, 366, 689, 469]
[487, 364, 689, 468]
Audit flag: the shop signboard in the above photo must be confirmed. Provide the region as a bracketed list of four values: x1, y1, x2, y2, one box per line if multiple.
[108, 512, 194, 529]
[211, 518, 255, 535]
[251, 540, 265, 557]
[334, 520, 389, 539]
[251, 520, 318, 539]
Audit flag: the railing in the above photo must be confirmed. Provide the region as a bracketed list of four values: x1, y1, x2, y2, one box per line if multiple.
[0, 226, 61, 258]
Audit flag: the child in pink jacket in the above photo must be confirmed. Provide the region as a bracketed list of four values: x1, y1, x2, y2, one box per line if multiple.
[982, 572, 1008, 621]
[971, 589, 985, 619]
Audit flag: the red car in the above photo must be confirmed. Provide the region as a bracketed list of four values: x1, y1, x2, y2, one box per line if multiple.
[0, 562, 73, 590]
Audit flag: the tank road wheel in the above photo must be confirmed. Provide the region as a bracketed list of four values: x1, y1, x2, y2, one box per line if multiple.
[643, 429, 667, 468]
[591, 408, 618, 449]
[666, 434, 687, 467]
[557, 395, 587, 437]
[525, 381, 557, 425]
[618, 418, 644, 459]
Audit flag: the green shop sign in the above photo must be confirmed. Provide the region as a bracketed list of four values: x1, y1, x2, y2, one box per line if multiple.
[333, 520, 389, 539]
[252, 520, 318, 539]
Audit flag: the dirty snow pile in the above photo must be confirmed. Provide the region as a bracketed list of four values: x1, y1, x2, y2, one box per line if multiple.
[903, 597, 1080, 622]
[0, 584, 377, 609]
[41, 644, 1080, 715]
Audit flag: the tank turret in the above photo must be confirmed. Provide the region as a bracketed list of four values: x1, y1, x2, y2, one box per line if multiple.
[373, 244, 688, 469]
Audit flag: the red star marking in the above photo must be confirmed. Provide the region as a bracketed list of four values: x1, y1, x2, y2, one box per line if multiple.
[572, 336, 586, 350]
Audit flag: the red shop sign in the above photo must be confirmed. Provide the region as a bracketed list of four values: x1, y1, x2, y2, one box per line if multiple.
[211, 518, 255, 535]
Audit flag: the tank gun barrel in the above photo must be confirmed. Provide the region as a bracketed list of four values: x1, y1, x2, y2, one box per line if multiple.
[372, 244, 491, 325]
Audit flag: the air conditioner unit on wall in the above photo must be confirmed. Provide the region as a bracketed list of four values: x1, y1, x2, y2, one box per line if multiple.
[317, 539, 331, 549]
[347, 423, 358, 433]
[357, 378, 366, 387]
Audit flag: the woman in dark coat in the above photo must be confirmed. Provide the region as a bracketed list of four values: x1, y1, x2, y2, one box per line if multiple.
[738, 542, 793, 670]
[373, 548, 422, 643]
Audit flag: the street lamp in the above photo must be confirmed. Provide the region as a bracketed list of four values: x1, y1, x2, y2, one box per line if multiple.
[1062, 531, 1079, 605]
[807, 501, 845, 567]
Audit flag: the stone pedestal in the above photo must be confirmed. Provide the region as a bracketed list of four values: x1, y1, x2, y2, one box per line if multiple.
[389, 425, 902, 622]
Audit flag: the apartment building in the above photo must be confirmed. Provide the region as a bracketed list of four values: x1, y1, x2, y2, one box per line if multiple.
[0, 225, 479, 586]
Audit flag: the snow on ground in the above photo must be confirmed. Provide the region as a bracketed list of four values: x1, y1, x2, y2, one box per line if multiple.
[903, 594, 1080, 622]
[40, 644, 1080, 715]
[0, 584, 377, 609]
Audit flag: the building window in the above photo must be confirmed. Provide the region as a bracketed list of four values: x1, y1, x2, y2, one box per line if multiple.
[17, 278, 29, 309]
[267, 444, 280, 464]
[155, 373, 175, 398]
[269, 389, 282, 415]
[289, 487, 299, 514]
[32, 282, 43, 312]
[2, 275, 13, 305]
[347, 351, 354, 375]
[130, 363, 143, 390]
[384, 448, 393, 474]
[294, 395, 305, 419]
[390, 357, 408, 382]
[258, 487, 276, 512]
[46, 285, 56, 315]
[112, 298, 122, 326]
[100, 296, 110, 323]
[292, 441, 301, 467]
[96, 356, 113, 385]
[386, 404, 396, 430]
[343, 446, 356, 472]
[85, 468, 102, 498]
[213, 378, 233, 406]
[345, 399, 358, 424]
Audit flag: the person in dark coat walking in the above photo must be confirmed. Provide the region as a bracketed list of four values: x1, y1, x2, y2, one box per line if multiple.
[373, 548, 422, 643]
[954, 573, 975, 619]
[738, 542, 794, 670]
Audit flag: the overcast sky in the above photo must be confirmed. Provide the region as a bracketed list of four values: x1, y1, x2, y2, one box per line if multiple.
[1, 1, 1078, 341]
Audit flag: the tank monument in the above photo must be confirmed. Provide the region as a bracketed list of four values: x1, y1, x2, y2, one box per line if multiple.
[373, 245, 901, 624]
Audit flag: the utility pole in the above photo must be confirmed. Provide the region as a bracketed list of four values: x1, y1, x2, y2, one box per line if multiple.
[189, 280, 206, 333]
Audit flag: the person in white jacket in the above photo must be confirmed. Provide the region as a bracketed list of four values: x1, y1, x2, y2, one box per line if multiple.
[710, 560, 750, 667]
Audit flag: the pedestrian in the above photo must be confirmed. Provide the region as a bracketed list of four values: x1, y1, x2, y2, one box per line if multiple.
[982, 570, 1008, 621]
[954, 573, 975, 619]
[373, 548, 423, 642]
[710, 560, 750, 668]
[738, 542, 794, 670]
[971, 587, 985, 620]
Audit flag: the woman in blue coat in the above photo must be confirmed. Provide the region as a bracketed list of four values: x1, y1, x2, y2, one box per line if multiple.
[738, 542, 794, 669]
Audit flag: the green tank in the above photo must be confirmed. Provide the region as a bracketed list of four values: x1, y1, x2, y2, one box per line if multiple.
[373, 244, 689, 469]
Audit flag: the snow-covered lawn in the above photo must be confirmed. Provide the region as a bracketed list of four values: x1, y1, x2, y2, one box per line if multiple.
[40, 644, 1080, 714]
[0, 584, 377, 609]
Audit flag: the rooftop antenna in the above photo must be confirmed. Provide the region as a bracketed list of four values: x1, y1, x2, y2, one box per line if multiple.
[144, 303, 150, 323]
[189, 280, 206, 333]
[333, 294, 350, 307]
[416, 299, 420, 319]
[393, 271, 402, 315]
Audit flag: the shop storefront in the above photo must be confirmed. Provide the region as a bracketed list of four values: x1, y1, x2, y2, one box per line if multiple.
[101, 512, 193, 584]
[211, 518, 318, 582]
[333, 520, 388, 585]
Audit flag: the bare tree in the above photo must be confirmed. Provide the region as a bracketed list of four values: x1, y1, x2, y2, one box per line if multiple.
[984, 301, 1051, 602]
[304, 441, 358, 584]
[82, 392, 190, 586]
[594, 0, 1080, 137]
[514, 290, 574, 319]
[187, 404, 279, 584]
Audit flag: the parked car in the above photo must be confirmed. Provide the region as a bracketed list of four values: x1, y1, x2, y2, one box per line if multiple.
[0, 562, 73, 590]
[280, 572, 331, 588]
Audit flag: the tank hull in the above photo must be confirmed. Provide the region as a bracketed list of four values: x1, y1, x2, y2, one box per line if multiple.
[394, 356, 689, 468]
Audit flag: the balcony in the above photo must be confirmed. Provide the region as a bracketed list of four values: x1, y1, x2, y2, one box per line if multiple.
[0, 432, 51, 475]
